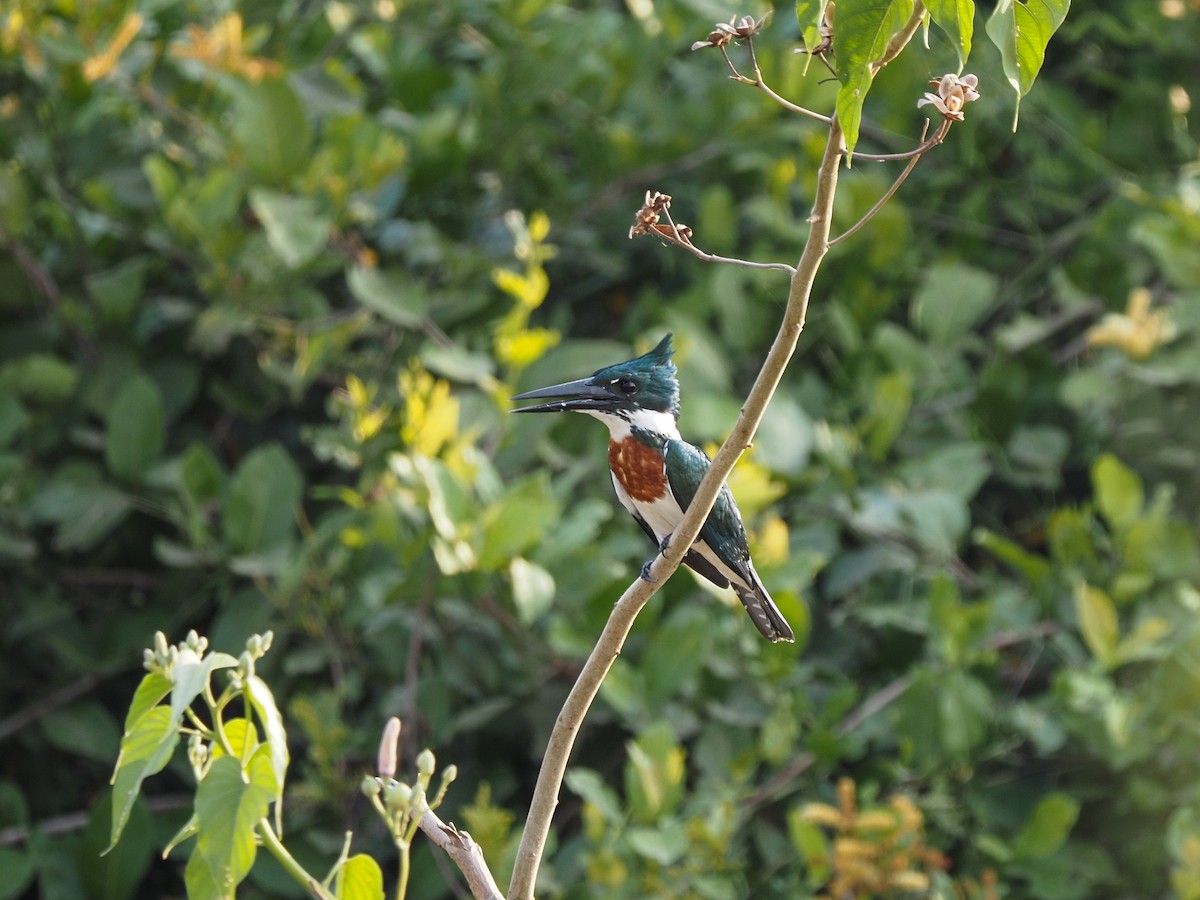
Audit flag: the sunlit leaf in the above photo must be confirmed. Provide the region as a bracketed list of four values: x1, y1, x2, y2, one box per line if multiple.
[1012, 792, 1079, 860]
[985, 0, 1071, 128]
[835, 0, 915, 155]
[190, 752, 276, 897]
[1074, 581, 1118, 668]
[337, 854, 384, 900]
[1092, 453, 1143, 532]
[249, 189, 330, 268]
[108, 707, 180, 852]
[924, 0, 974, 69]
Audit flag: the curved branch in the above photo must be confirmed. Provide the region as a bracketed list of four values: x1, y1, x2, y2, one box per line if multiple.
[507, 116, 847, 900]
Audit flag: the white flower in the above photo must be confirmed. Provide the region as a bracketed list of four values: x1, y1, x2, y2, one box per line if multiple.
[918, 73, 980, 122]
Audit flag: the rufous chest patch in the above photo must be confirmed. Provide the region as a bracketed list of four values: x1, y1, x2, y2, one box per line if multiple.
[609, 437, 668, 503]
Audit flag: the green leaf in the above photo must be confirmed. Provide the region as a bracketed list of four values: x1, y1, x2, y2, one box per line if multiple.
[911, 261, 996, 344]
[81, 792, 153, 900]
[225, 443, 303, 555]
[104, 374, 166, 481]
[228, 78, 311, 181]
[347, 266, 429, 327]
[0, 782, 33, 900]
[788, 811, 832, 889]
[246, 673, 289, 824]
[479, 473, 558, 570]
[337, 854, 385, 900]
[248, 189, 330, 268]
[796, 0, 833, 57]
[1074, 581, 1118, 668]
[626, 821, 687, 865]
[1092, 453, 1143, 532]
[925, 0, 974, 69]
[181, 442, 225, 506]
[190, 752, 276, 898]
[985, 0, 1071, 128]
[1012, 792, 1080, 860]
[1114, 616, 1170, 666]
[862, 370, 912, 460]
[170, 649, 238, 729]
[973, 528, 1051, 587]
[565, 768, 624, 823]
[0, 353, 78, 404]
[835, 0, 915, 155]
[40, 700, 120, 763]
[510, 557, 556, 625]
[624, 723, 685, 823]
[108, 706, 181, 852]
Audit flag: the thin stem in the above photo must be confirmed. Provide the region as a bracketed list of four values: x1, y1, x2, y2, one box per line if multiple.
[751, 78, 833, 124]
[659, 207, 796, 275]
[852, 119, 949, 162]
[508, 116, 847, 900]
[829, 146, 924, 247]
[258, 819, 336, 900]
[720, 43, 831, 124]
[397, 845, 411, 900]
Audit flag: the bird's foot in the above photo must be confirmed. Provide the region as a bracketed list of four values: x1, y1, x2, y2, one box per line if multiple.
[640, 535, 673, 583]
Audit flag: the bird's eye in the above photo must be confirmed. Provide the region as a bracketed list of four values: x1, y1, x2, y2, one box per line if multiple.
[615, 378, 638, 394]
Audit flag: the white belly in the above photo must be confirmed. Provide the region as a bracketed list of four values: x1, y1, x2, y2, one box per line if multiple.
[610, 472, 748, 590]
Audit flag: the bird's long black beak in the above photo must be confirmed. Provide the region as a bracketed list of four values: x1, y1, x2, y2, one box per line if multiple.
[511, 376, 615, 414]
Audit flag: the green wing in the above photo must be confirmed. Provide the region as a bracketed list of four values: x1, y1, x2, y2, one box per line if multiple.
[663, 440, 752, 569]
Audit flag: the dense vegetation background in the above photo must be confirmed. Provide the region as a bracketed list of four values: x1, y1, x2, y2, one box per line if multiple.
[2, 0, 1200, 897]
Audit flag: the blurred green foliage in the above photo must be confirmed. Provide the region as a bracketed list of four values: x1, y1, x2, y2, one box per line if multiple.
[2, 0, 1200, 898]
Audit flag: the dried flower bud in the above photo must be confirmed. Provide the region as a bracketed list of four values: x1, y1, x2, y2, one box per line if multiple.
[692, 13, 767, 50]
[629, 190, 673, 238]
[377, 716, 402, 779]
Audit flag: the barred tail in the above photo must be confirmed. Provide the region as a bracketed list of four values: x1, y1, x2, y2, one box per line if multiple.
[734, 579, 795, 643]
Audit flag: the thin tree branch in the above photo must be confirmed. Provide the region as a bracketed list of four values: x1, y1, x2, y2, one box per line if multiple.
[656, 206, 796, 275]
[417, 809, 505, 900]
[508, 115, 847, 900]
[850, 118, 949, 163]
[830, 130, 931, 248]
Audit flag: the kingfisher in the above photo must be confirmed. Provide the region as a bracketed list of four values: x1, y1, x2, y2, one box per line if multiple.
[511, 334, 794, 643]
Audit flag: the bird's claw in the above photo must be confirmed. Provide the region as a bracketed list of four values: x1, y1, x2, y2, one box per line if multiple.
[640, 535, 673, 583]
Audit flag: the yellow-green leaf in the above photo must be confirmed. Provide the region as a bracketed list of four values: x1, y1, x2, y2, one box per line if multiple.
[1074, 581, 1118, 668]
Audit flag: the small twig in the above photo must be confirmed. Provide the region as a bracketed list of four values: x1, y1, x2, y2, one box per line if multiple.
[720, 44, 832, 125]
[659, 206, 796, 276]
[829, 126, 938, 247]
[417, 810, 505, 900]
[0, 794, 192, 846]
[852, 119, 950, 162]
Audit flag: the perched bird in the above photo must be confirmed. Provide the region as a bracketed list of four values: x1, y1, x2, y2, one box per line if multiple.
[512, 334, 794, 643]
